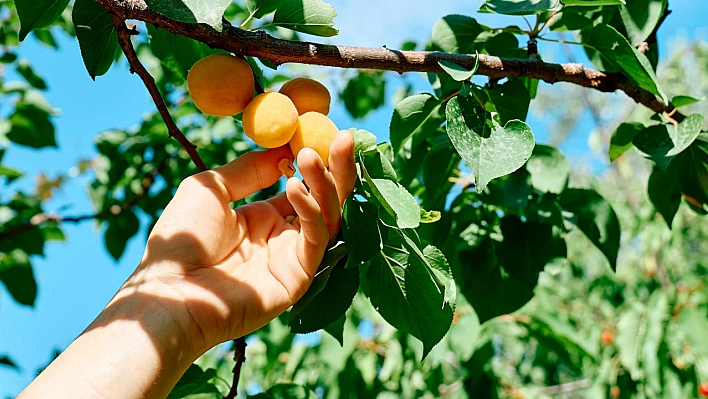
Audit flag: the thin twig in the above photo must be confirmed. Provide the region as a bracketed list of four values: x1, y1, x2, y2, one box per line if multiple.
[111, 17, 208, 172]
[225, 338, 247, 399]
[0, 155, 169, 241]
[95, 0, 683, 122]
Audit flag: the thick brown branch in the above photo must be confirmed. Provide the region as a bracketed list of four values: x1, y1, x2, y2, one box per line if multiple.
[97, 0, 682, 121]
[111, 16, 209, 172]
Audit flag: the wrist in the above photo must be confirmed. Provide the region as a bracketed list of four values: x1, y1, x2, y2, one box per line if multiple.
[102, 268, 209, 364]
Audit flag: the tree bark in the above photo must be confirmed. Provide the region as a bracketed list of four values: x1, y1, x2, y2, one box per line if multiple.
[96, 0, 682, 121]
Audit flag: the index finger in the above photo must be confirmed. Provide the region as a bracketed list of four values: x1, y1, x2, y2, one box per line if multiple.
[192, 146, 292, 203]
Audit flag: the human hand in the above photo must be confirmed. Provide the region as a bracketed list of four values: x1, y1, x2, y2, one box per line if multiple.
[113, 130, 356, 356]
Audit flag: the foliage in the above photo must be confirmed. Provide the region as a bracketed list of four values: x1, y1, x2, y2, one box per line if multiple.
[1, 0, 708, 397]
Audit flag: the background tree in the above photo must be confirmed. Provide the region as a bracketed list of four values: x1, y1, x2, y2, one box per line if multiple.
[1, 0, 708, 397]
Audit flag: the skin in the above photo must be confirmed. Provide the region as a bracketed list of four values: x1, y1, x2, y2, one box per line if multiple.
[19, 130, 356, 399]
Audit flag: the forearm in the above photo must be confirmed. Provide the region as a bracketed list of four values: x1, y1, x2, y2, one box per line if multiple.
[19, 274, 201, 399]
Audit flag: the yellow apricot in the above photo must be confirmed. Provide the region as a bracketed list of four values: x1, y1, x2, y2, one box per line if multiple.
[242, 92, 299, 148]
[187, 54, 254, 116]
[279, 77, 331, 115]
[289, 112, 338, 167]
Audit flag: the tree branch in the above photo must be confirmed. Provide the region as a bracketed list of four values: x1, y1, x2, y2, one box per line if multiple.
[0, 155, 169, 241]
[111, 16, 209, 172]
[225, 338, 247, 399]
[96, 0, 682, 121]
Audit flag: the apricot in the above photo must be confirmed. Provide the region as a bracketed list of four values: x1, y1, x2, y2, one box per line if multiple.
[289, 112, 338, 167]
[279, 77, 331, 115]
[187, 54, 254, 116]
[242, 92, 299, 148]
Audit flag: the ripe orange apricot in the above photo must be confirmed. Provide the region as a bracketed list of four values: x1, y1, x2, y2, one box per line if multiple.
[289, 112, 338, 167]
[187, 54, 254, 116]
[600, 331, 614, 345]
[242, 92, 299, 148]
[279, 77, 331, 115]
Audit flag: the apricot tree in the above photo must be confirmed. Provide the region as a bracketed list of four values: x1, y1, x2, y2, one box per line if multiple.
[2, 0, 708, 397]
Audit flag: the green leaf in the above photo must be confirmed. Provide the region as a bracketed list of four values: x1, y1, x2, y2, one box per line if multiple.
[371, 178, 420, 229]
[666, 114, 705, 157]
[249, 383, 317, 399]
[676, 305, 708, 358]
[445, 95, 535, 193]
[144, 0, 231, 31]
[350, 128, 378, 155]
[609, 122, 644, 162]
[291, 241, 347, 314]
[632, 124, 674, 169]
[341, 72, 386, 119]
[618, 0, 667, 45]
[246, 0, 283, 19]
[479, 0, 562, 15]
[41, 224, 66, 242]
[0, 250, 37, 307]
[72, 0, 119, 79]
[33, 29, 59, 49]
[358, 150, 419, 230]
[453, 217, 566, 323]
[167, 364, 220, 399]
[615, 302, 646, 380]
[342, 197, 381, 264]
[647, 166, 681, 228]
[671, 95, 703, 108]
[289, 259, 358, 334]
[667, 136, 708, 212]
[0, 164, 24, 182]
[559, 188, 621, 270]
[562, 0, 625, 4]
[526, 144, 569, 194]
[104, 210, 140, 261]
[389, 93, 443, 153]
[420, 209, 441, 223]
[580, 23, 666, 101]
[430, 15, 484, 54]
[323, 314, 345, 346]
[438, 57, 479, 82]
[0, 356, 19, 371]
[272, 0, 338, 37]
[421, 141, 460, 210]
[147, 25, 224, 82]
[548, 11, 592, 31]
[362, 151, 397, 181]
[6, 104, 56, 149]
[16, 60, 47, 90]
[15, 0, 70, 41]
[0, 224, 44, 256]
[488, 78, 531, 123]
[362, 230, 454, 357]
[642, 292, 669, 394]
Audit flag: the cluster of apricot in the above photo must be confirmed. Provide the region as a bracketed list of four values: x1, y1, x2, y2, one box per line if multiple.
[187, 54, 338, 167]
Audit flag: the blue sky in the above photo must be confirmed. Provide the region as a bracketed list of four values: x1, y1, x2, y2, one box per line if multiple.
[1, 0, 707, 396]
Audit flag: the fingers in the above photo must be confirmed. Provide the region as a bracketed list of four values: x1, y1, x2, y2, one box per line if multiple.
[286, 177, 328, 277]
[265, 192, 295, 218]
[298, 148, 341, 240]
[188, 146, 292, 203]
[328, 130, 357, 207]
